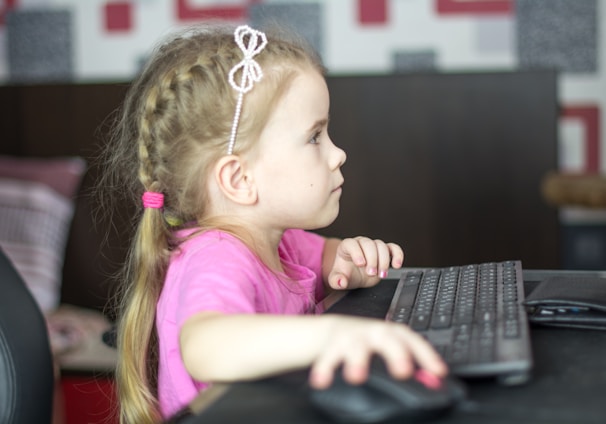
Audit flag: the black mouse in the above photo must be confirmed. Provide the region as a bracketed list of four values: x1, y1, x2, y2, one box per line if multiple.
[309, 362, 466, 424]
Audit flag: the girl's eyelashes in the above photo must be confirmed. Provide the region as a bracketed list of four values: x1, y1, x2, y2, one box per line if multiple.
[309, 130, 322, 145]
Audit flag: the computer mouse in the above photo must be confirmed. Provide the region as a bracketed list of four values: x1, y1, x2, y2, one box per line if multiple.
[309, 363, 466, 424]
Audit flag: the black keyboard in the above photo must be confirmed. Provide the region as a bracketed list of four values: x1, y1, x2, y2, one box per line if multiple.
[386, 260, 532, 385]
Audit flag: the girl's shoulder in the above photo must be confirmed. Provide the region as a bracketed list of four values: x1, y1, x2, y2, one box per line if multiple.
[175, 227, 238, 243]
[172, 228, 252, 262]
[171, 228, 325, 267]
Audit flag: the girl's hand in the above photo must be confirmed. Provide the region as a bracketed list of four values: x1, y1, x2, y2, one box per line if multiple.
[308, 316, 447, 389]
[327, 237, 404, 290]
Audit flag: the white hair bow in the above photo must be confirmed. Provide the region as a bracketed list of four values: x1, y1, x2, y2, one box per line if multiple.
[227, 25, 268, 155]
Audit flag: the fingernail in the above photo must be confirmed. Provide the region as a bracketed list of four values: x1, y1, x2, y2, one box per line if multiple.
[379, 270, 388, 278]
[367, 267, 377, 276]
[337, 279, 342, 288]
[414, 369, 443, 390]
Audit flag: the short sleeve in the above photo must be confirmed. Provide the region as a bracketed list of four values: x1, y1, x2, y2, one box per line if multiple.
[163, 234, 262, 328]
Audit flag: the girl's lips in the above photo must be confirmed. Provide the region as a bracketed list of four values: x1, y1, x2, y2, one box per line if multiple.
[334, 179, 344, 191]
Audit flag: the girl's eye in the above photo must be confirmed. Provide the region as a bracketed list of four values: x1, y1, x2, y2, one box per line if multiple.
[309, 131, 321, 145]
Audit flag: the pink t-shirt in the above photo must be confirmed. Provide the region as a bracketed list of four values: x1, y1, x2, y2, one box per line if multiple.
[156, 228, 326, 418]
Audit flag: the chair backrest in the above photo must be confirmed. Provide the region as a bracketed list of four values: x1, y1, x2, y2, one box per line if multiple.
[0, 248, 54, 423]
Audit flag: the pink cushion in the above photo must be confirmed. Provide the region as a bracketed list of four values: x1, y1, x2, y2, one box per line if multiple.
[0, 155, 86, 198]
[0, 156, 86, 313]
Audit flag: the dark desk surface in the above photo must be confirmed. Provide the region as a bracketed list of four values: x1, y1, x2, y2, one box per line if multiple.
[178, 270, 606, 424]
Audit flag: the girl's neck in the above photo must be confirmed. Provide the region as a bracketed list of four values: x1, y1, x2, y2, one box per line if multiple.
[239, 225, 285, 273]
[200, 216, 286, 273]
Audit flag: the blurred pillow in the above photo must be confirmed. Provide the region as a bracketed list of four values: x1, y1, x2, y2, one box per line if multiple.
[0, 155, 86, 199]
[0, 156, 86, 313]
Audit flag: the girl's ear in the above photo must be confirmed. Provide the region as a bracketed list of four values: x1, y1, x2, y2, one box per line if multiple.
[214, 155, 258, 205]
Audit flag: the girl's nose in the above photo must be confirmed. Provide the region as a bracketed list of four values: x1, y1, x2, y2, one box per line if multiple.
[330, 139, 347, 170]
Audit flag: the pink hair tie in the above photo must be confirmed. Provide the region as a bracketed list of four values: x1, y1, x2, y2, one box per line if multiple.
[142, 191, 164, 209]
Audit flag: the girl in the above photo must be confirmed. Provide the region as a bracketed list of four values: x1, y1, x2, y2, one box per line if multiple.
[101, 23, 447, 423]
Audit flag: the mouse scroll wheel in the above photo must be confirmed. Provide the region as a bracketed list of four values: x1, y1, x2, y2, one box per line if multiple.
[414, 369, 443, 390]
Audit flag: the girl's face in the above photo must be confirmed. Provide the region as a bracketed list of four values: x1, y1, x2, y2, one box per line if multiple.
[250, 67, 347, 231]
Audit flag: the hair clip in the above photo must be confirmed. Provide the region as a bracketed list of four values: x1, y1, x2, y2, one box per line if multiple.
[226, 25, 268, 155]
[142, 191, 164, 209]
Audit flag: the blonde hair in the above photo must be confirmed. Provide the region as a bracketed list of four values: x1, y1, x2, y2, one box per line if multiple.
[99, 23, 324, 423]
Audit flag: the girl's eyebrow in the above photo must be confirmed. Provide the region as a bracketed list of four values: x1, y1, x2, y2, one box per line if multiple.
[307, 116, 330, 132]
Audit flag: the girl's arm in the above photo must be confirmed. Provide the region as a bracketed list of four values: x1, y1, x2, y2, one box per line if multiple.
[180, 310, 446, 389]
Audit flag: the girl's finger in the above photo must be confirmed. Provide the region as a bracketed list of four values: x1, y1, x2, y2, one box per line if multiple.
[373, 240, 392, 278]
[387, 242, 405, 269]
[355, 237, 380, 276]
[337, 238, 366, 267]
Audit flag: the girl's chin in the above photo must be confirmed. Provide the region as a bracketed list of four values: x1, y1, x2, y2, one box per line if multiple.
[310, 207, 340, 230]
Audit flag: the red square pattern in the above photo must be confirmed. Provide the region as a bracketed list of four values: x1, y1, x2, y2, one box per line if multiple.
[176, 0, 261, 21]
[436, 0, 512, 14]
[359, 0, 388, 25]
[104, 1, 132, 32]
[562, 105, 601, 173]
[0, 0, 18, 26]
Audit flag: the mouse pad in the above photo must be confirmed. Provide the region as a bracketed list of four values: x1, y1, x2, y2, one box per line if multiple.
[523, 276, 606, 330]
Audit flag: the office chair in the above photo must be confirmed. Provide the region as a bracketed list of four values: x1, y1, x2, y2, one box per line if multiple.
[0, 248, 55, 423]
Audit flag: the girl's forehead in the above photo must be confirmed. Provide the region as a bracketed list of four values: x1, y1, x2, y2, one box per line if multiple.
[261, 70, 329, 133]
[274, 67, 327, 101]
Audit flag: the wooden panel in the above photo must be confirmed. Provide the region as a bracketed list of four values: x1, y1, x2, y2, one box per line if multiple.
[322, 71, 559, 269]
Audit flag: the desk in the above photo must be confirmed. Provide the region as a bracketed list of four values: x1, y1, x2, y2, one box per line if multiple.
[177, 270, 606, 424]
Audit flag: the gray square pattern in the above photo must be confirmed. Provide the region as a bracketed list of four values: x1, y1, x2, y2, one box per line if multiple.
[6, 9, 73, 83]
[249, 3, 323, 60]
[516, 0, 597, 73]
[476, 17, 513, 54]
[392, 50, 437, 73]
